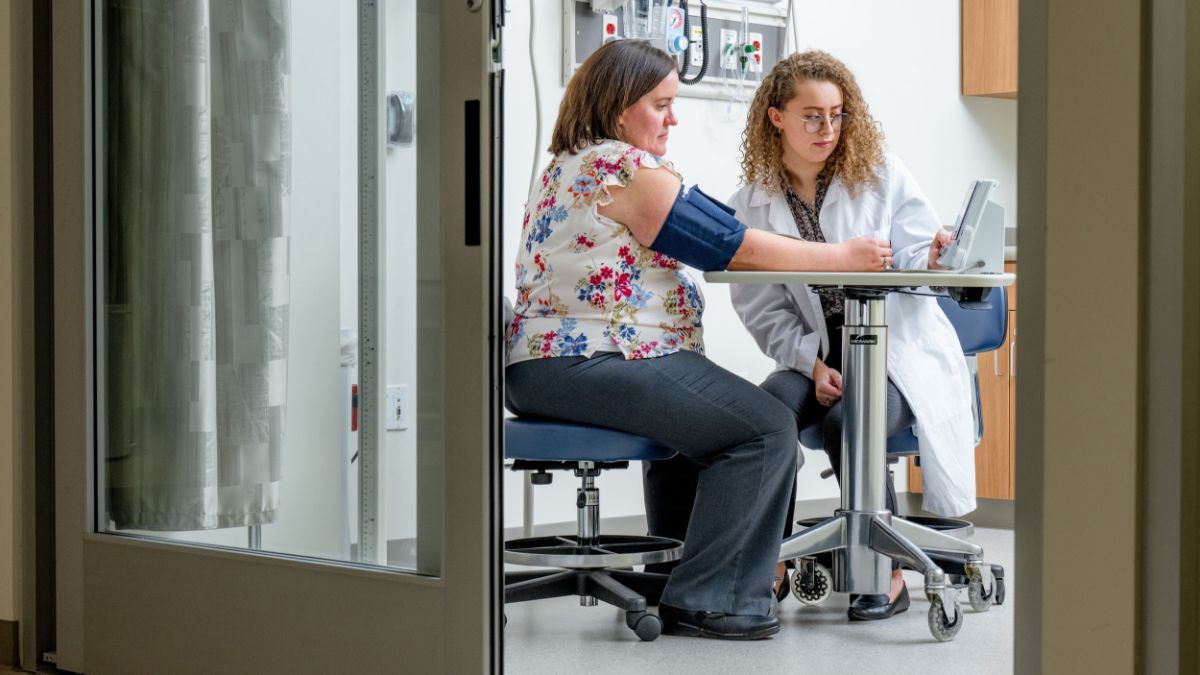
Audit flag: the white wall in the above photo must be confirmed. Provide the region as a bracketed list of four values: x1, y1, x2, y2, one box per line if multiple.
[382, 0, 420, 544]
[501, 0, 1016, 528]
[266, 0, 352, 559]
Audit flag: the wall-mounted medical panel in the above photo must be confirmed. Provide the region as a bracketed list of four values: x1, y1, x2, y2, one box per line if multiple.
[562, 0, 788, 101]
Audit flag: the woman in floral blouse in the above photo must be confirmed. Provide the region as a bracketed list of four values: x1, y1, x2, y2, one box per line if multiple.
[505, 39, 890, 640]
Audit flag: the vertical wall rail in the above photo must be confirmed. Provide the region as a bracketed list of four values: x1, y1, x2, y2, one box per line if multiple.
[357, 0, 386, 565]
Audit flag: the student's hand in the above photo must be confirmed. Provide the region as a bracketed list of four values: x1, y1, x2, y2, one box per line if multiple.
[812, 360, 843, 407]
[928, 229, 953, 269]
[839, 237, 893, 271]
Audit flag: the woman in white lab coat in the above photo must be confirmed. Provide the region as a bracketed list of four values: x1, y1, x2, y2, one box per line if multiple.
[729, 50, 976, 621]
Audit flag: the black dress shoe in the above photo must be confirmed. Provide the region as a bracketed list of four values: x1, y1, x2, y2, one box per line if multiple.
[658, 603, 781, 640]
[847, 583, 910, 621]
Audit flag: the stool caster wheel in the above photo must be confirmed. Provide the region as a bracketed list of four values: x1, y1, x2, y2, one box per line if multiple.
[792, 558, 832, 606]
[965, 562, 996, 612]
[626, 610, 662, 641]
[927, 594, 963, 642]
[968, 579, 993, 612]
[988, 563, 1007, 606]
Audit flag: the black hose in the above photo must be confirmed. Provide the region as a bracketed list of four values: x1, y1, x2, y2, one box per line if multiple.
[678, 1, 709, 85]
[677, 0, 691, 79]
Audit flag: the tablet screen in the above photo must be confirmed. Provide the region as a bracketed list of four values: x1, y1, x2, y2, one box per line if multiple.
[951, 180, 988, 241]
[941, 179, 998, 270]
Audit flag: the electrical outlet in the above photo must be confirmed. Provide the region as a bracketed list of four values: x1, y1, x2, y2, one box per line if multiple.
[749, 32, 763, 72]
[689, 24, 704, 67]
[386, 384, 409, 431]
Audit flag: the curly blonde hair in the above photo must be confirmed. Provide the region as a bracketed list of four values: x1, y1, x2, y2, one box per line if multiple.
[740, 50, 885, 197]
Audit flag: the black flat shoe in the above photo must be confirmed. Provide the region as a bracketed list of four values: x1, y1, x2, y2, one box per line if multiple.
[774, 568, 791, 603]
[658, 603, 781, 640]
[847, 583, 909, 621]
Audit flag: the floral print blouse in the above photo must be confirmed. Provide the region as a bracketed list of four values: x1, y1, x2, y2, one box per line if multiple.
[507, 140, 705, 364]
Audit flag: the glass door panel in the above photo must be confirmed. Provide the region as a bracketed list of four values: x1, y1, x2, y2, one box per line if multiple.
[96, 0, 439, 573]
[62, 0, 497, 670]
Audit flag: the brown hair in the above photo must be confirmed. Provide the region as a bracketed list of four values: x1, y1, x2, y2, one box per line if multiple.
[740, 50, 885, 196]
[549, 40, 678, 155]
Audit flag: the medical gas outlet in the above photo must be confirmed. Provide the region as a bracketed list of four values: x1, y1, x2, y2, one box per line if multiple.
[720, 29, 761, 75]
[664, 5, 689, 55]
[567, 0, 787, 100]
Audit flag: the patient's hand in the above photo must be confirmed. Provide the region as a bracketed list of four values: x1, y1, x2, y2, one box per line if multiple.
[813, 360, 843, 407]
[928, 229, 953, 269]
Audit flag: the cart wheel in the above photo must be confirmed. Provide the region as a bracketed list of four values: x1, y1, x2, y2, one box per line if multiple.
[792, 558, 832, 606]
[928, 594, 963, 642]
[627, 610, 662, 642]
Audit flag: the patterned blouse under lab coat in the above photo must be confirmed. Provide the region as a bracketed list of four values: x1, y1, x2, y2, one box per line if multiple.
[506, 140, 705, 365]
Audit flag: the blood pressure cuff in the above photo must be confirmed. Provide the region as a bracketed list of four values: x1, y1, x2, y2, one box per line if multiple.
[650, 185, 748, 271]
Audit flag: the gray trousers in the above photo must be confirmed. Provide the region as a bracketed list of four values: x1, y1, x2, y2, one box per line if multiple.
[761, 369, 915, 570]
[505, 350, 796, 616]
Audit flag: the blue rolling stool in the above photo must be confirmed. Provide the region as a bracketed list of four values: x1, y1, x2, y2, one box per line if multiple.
[503, 417, 683, 641]
[790, 287, 1009, 608]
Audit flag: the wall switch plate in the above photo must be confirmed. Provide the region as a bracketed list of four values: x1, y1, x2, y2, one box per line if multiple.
[386, 385, 408, 430]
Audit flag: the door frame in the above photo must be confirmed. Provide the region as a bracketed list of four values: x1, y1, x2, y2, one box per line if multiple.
[49, 1, 501, 672]
[1014, 0, 1200, 671]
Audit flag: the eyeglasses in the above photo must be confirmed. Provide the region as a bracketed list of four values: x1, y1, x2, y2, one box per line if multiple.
[780, 110, 851, 134]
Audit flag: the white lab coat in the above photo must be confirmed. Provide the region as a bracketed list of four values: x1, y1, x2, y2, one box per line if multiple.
[727, 155, 977, 516]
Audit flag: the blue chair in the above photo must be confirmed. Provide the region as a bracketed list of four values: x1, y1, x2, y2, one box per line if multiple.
[503, 417, 683, 641]
[792, 287, 1009, 605]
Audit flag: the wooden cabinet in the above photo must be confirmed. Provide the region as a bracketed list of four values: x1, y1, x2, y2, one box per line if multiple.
[961, 0, 1018, 98]
[909, 261, 1017, 500]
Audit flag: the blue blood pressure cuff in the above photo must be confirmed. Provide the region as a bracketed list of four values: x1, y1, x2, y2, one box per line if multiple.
[650, 185, 748, 271]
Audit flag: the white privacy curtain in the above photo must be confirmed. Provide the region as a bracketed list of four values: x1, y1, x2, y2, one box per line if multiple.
[104, 0, 291, 530]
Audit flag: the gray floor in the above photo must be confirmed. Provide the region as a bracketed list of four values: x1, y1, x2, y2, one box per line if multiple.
[504, 527, 1014, 675]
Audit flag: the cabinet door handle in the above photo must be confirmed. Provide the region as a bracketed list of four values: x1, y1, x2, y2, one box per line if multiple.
[1009, 330, 1016, 376]
[994, 350, 1000, 376]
